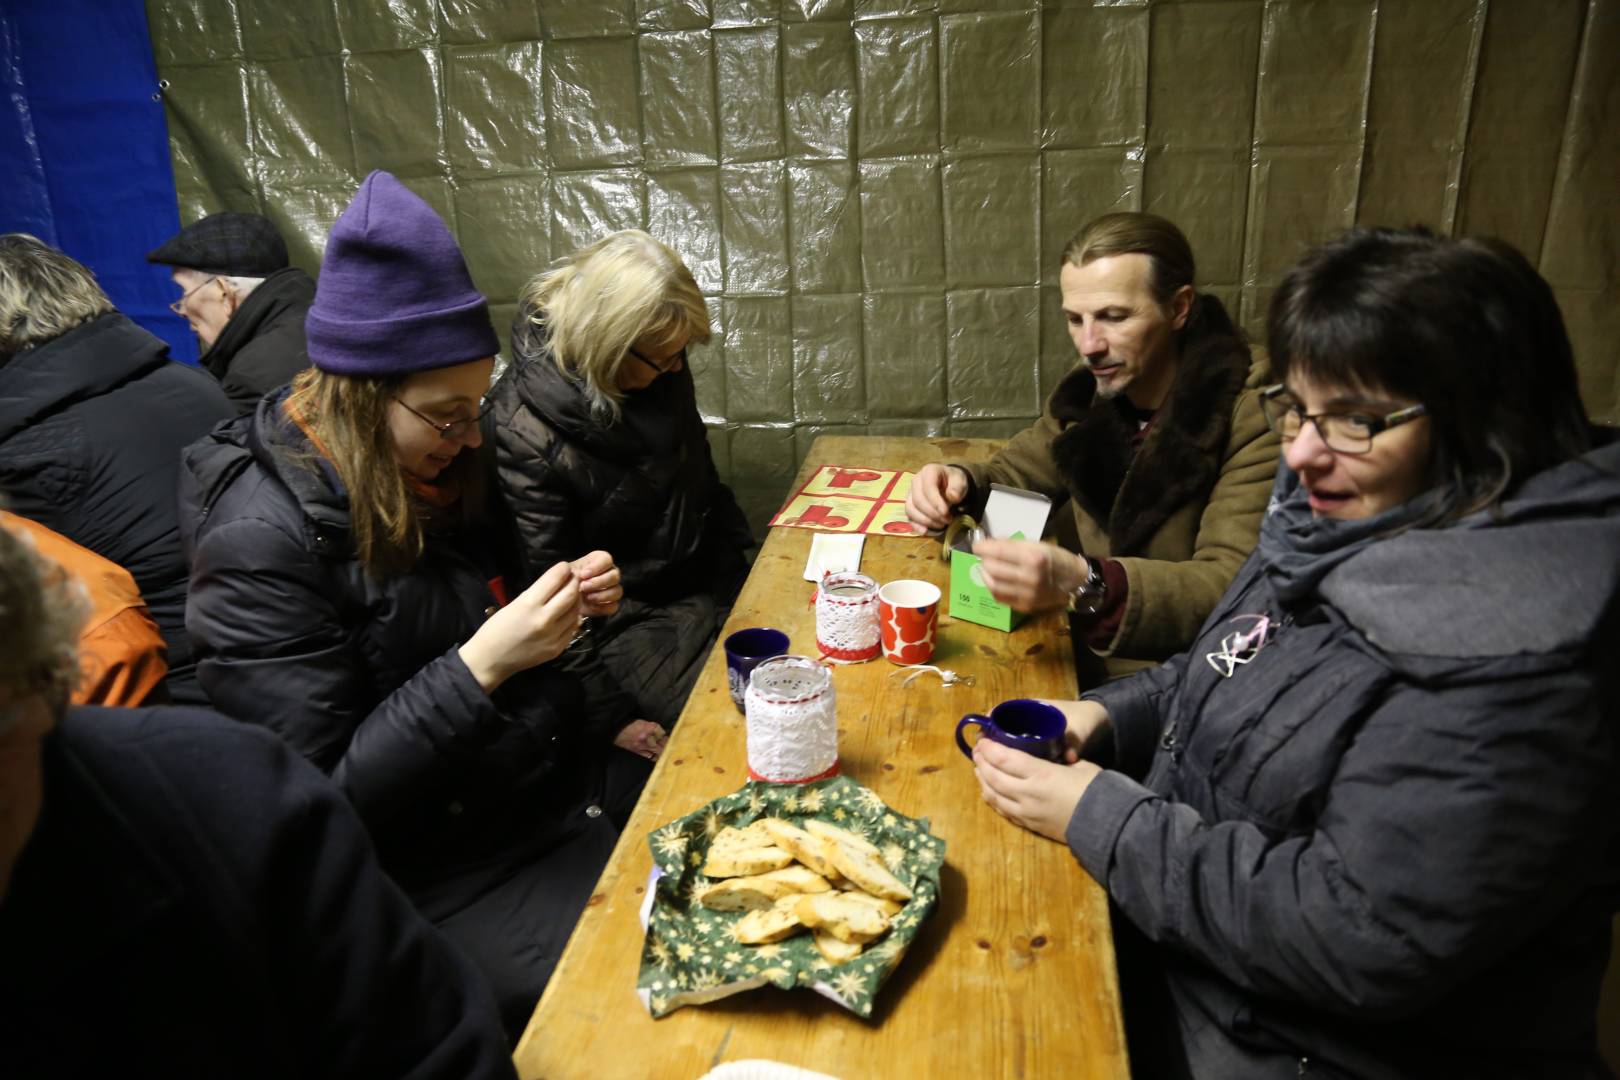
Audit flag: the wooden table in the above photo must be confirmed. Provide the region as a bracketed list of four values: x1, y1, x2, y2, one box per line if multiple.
[514, 435, 1129, 1079]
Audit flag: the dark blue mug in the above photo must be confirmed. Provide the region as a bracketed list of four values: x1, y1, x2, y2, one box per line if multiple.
[724, 628, 790, 713]
[956, 699, 1067, 762]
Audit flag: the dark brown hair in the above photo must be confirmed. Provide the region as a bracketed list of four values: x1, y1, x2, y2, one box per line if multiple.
[1061, 212, 1196, 305]
[1268, 226, 1591, 522]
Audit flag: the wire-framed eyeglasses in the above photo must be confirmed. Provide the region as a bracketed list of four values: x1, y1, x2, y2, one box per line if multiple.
[626, 345, 686, 376]
[1259, 384, 1428, 455]
[394, 397, 494, 441]
[169, 275, 221, 316]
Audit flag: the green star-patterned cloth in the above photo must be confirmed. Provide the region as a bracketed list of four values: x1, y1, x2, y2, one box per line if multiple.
[637, 776, 945, 1018]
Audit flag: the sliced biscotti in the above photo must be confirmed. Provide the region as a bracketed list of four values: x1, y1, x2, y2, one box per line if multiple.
[812, 930, 864, 965]
[733, 905, 804, 944]
[693, 812, 919, 967]
[702, 845, 796, 878]
[836, 889, 904, 917]
[759, 818, 843, 879]
[699, 866, 833, 911]
[804, 819, 881, 857]
[793, 892, 891, 944]
[710, 821, 775, 853]
[823, 837, 912, 902]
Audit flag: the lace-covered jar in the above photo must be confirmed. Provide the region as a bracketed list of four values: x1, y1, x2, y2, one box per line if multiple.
[814, 571, 881, 663]
[744, 655, 839, 783]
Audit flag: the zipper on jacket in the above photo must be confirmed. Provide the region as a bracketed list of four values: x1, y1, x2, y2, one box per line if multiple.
[1159, 719, 1181, 764]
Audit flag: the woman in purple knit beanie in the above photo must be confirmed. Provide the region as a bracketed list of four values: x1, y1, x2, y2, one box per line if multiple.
[179, 170, 660, 1039]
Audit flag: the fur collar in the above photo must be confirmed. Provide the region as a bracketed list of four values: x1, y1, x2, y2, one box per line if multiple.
[1050, 295, 1252, 555]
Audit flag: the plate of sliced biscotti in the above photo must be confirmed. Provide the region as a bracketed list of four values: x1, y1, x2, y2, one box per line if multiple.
[636, 775, 945, 1018]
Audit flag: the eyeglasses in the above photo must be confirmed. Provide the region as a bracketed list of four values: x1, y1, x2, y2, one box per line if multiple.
[1259, 384, 1428, 455]
[169, 275, 221, 316]
[394, 396, 494, 441]
[626, 346, 686, 376]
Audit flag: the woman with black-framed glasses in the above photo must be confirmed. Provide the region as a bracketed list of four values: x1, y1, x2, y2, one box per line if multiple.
[178, 172, 655, 1039]
[488, 230, 754, 731]
[972, 226, 1619, 1076]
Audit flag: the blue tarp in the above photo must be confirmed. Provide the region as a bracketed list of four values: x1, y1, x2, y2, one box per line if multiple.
[0, 0, 196, 362]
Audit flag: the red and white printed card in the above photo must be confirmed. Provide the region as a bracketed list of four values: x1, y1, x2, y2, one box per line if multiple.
[769, 465, 927, 536]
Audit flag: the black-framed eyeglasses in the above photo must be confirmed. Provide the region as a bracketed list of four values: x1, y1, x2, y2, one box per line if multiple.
[626, 345, 686, 376]
[169, 275, 221, 316]
[1259, 384, 1428, 455]
[394, 396, 494, 441]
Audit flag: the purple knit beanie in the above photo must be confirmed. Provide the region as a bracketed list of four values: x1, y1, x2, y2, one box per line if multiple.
[306, 171, 498, 375]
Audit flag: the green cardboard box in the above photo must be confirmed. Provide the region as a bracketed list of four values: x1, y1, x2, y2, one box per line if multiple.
[947, 484, 1052, 632]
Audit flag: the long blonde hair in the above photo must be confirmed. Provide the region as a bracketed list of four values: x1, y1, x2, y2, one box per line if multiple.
[284, 367, 485, 577]
[518, 230, 710, 416]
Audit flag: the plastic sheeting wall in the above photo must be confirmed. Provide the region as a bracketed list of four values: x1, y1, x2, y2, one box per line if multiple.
[147, 0, 1620, 524]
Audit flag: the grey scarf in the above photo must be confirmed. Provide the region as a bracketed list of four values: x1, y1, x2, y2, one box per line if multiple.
[1256, 464, 1441, 607]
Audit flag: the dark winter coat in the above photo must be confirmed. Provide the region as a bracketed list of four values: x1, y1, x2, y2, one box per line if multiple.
[954, 296, 1278, 684]
[490, 320, 754, 726]
[203, 266, 314, 414]
[0, 312, 233, 704]
[178, 391, 646, 1034]
[178, 390, 617, 884]
[1070, 443, 1620, 1078]
[0, 705, 515, 1080]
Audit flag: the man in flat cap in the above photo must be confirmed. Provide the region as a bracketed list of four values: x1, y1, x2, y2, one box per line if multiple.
[147, 211, 314, 414]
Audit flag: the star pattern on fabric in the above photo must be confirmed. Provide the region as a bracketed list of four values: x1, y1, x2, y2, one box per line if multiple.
[653, 826, 689, 859]
[636, 777, 946, 1019]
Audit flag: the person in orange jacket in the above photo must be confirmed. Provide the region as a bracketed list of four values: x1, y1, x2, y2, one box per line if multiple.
[0, 510, 168, 707]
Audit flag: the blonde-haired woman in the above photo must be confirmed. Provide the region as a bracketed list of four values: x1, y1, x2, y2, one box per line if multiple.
[491, 230, 753, 729]
[180, 173, 657, 1039]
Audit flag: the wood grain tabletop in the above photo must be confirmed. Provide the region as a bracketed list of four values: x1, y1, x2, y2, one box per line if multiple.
[513, 435, 1129, 1080]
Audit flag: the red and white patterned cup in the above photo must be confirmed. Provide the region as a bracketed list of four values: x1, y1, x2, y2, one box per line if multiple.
[878, 579, 941, 665]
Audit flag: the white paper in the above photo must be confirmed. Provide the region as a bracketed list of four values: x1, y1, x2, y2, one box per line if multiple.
[981, 483, 1052, 542]
[802, 532, 865, 582]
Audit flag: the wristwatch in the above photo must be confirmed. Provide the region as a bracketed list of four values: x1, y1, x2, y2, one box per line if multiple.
[1067, 556, 1108, 616]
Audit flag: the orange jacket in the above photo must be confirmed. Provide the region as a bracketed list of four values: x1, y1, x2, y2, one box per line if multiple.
[2, 511, 169, 707]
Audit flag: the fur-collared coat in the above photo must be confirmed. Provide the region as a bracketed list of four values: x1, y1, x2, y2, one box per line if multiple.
[954, 295, 1277, 684]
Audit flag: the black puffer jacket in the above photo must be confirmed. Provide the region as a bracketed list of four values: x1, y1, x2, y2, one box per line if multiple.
[490, 319, 753, 725]
[202, 266, 314, 414]
[0, 312, 233, 704]
[493, 320, 752, 595]
[1, 705, 515, 1079]
[1071, 443, 1620, 1078]
[178, 391, 616, 886]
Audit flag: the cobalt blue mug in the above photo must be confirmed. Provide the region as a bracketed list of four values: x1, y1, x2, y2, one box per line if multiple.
[723, 627, 790, 713]
[956, 699, 1067, 762]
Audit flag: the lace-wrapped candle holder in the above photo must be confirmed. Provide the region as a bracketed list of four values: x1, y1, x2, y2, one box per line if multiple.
[814, 571, 880, 663]
[744, 655, 839, 783]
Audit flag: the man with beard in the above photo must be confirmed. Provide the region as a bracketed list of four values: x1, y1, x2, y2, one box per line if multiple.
[906, 212, 1278, 684]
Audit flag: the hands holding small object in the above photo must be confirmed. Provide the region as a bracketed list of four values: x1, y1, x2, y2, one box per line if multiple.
[459, 561, 582, 692]
[969, 538, 1089, 614]
[904, 463, 970, 530]
[614, 719, 668, 761]
[570, 549, 622, 617]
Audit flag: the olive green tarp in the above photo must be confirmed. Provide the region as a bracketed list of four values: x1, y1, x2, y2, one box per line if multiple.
[147, 0, 1620, 526]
